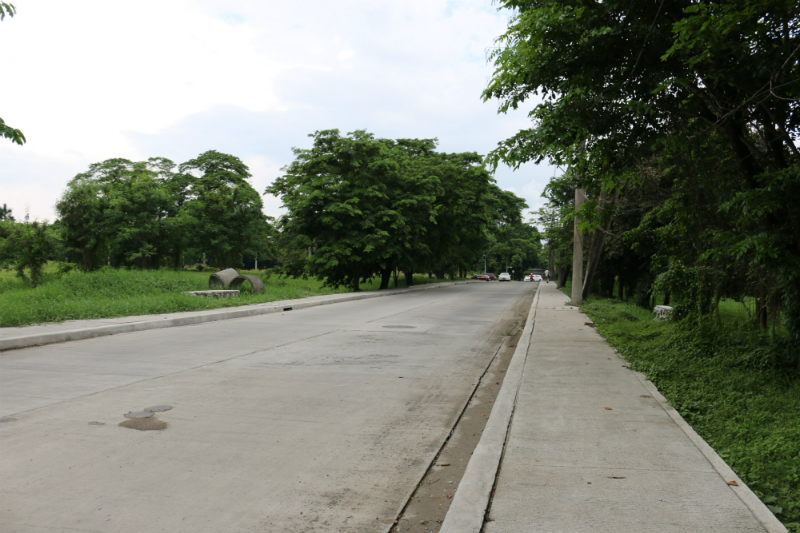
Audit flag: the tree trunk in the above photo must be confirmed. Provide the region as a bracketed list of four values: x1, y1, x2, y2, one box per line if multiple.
[351, 261, 361, 292]
[556, 265, 571, 290]
[404, 271, 414, 287]
[582, 190, 616, 301]
[379, 267, 392, 290]
[393, 267, 399, 288]
[618, 277, 624, 300]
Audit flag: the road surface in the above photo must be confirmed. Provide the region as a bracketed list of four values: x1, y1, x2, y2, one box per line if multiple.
[0, 282, 533, 533]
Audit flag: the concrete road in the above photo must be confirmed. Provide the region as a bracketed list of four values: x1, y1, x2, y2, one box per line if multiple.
[0, 282, 533, 533]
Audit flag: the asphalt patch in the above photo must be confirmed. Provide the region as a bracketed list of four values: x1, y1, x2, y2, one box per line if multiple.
[119, 417, 168, 431]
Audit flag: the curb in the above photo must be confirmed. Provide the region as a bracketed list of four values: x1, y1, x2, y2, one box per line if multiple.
[633, 372, 788, 533]
[439, 283, 541, 533]
[0, 280, 479, 353]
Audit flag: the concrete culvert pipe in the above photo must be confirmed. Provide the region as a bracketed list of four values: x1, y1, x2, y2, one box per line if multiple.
[229, 275, 265, 295]
[209, 268, 239, 289]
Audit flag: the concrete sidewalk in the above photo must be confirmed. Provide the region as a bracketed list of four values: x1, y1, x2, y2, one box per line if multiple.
[444, 282, 785, 533]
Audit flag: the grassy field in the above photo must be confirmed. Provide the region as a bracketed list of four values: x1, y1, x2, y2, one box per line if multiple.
[557, 281, 799, 531]
[0, 266, 461, 328]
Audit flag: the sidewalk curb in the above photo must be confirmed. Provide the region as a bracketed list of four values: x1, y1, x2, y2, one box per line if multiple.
[0, 280, 479, 353]
[633, 372, 788, 533]
[439, 283, 541, 533]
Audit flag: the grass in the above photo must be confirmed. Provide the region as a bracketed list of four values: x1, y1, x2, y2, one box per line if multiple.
[557, 281, 799, 531]
[0, 266, 462, 328]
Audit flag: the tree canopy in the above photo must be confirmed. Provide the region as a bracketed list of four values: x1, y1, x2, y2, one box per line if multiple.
[55, 151, 273, 271]
[267, 129, 533, 290]
[485, 0, 800, 344]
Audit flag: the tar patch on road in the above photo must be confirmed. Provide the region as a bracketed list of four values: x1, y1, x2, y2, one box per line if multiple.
[119, 417, 168, 431]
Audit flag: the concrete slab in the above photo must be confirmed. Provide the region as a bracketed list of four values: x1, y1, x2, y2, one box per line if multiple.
[0, 282, 532, 533]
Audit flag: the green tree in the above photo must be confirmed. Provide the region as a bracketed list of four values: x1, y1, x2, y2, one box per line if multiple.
[0, 218, 59, 287]
[484, 0, 800, 340]
[0, 203, 14, 221]
[56, 158, 172, 269]
[180, 150, 269, 269]
[267, 130, 402, 291]
[56, 177, 107, 271]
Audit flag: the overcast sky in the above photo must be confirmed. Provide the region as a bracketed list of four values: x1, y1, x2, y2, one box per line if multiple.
[1, 0, 556, 224]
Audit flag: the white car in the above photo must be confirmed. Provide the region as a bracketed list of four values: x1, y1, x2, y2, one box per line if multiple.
[498, 272, 512, 281]
[532, 274, 542, 282]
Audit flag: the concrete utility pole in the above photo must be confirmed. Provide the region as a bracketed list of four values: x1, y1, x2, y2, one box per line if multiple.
[571, 188, 585, 305]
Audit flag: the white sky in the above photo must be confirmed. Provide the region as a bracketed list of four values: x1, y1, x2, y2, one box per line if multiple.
[1, 0, 556, 224]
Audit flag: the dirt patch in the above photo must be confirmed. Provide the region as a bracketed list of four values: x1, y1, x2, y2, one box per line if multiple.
[119, 417, 167, 431]
[390, 285, 534, 532]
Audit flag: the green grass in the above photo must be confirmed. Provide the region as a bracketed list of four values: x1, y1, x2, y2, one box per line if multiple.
[562, 284, 799, 531]
[0, 266, 461, 328]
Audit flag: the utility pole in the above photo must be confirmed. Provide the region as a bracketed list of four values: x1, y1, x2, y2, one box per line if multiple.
[483, 254, 487, 273]
[571, 188, 585, 305]
[255, 253, 258, 271]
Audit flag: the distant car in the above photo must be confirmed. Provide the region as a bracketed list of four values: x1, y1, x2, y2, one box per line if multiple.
[475, 274, 491, 281]
[486, 273, 497, 281]
[523, 275, 532, 281]
[498, 272, 512, 281]
[532, 274, 542, 282]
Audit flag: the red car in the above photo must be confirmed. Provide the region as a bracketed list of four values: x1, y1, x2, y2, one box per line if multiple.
[475, 274, 491, 281]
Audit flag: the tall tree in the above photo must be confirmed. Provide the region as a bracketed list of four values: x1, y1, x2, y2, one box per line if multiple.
[180, 150, 269, 269]
[484, 0, 800, 339]
[267, 130, 402, 291]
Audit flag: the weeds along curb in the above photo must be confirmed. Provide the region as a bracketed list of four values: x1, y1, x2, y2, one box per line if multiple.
[632, 371, 788, 533]
[438, 283, 541, 533]
[0, 280, 479, 353]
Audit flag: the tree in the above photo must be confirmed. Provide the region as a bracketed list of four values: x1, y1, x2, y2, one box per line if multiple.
[181, 150, 269, 269]
[1, 4, 25, 145]
[0, 203, 14, 221]
[56, 177, 107, 271]
[0, 218, 59, 287]
[56, 158, 172, 269]
[267, 130, 524, 290]
[267, 130, 403, 291]
[416, 152, 494, 279]
[484, 0, 800, 341]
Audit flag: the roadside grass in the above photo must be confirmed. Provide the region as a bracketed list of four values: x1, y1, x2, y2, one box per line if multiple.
[556, 280, 799, 530]
[0, 266, 463, 328]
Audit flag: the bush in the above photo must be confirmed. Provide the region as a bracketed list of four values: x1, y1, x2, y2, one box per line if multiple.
[0, 220, 59, 287]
